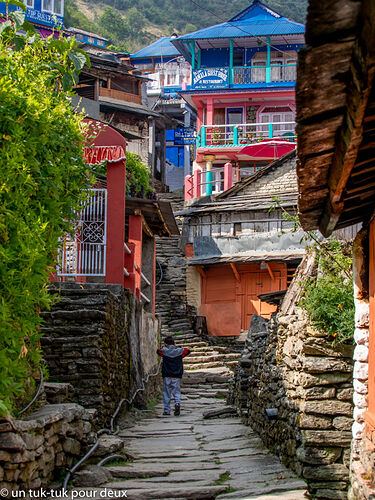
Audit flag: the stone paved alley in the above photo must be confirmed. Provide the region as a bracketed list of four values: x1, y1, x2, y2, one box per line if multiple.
[73, 334, 307, 499]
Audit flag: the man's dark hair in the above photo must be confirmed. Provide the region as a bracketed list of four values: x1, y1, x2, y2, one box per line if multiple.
[164, 336, 175, 345]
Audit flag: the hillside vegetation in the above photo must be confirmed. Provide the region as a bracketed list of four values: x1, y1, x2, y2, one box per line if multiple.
[64, 0, 307, 52]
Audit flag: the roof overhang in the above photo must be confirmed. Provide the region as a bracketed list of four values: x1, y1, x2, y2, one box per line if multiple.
[188, 252, 304, 266]
[125, 198, 180, 237]
[296, 0, 375, 236]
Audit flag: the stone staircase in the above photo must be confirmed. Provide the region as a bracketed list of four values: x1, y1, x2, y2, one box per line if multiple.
[156, 235, 196, 340]
[175, 332, 242, 398]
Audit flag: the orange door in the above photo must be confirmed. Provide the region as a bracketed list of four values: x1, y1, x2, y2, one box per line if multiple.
[240, 265, 286, 331]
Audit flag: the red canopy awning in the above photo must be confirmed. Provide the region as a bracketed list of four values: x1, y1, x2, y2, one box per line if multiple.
[84, 145, 126, 164]
[239, 139, 296, 160]
[83, 119, 127, 165]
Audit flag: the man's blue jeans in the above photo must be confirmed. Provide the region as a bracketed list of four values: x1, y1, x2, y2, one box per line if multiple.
[163, 377, 181, 413]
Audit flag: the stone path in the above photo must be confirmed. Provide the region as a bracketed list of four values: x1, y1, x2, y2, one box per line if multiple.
[72, 334, 307, 499]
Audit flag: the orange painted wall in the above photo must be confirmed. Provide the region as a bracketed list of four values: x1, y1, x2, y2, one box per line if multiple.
[199, 303, 241, 336]
[200, 262, 287, 336]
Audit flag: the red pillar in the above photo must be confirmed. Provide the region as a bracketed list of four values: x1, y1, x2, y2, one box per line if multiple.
[128, 215, 142, 300]
[105, 159, 126, 285]
[124, 242, 136, 294]
[224, 162, 233, 191]
[207, 98, 214, 126]
[185, 175, 194, 200]
[193, 170, 201, 199]
[153, 238, 156, 315]
[197, 105, 204, 130]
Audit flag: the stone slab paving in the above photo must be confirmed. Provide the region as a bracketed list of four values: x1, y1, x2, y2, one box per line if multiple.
[84, 380, 308, 500]
[69, 335, 307, 499]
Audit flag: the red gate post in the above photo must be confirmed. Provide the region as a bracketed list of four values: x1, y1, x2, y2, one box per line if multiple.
[105, 158, 126, 284]
[153, 238, 156, 315]
[193, 170, 201, 199]
[224, 162, 233, 191]
[128, 215, 143, 300]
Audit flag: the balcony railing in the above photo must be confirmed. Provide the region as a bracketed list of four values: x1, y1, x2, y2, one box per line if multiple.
[191, 64, 297, 90]
[196, 121, 296, 148]
[99, 87, 141, 105]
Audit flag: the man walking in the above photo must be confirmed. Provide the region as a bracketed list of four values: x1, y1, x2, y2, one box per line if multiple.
[157, 336, 191, 416]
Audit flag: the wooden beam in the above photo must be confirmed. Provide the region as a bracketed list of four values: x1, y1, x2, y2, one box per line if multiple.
[320, 0, 375, 235]
[197, 266, 206, 279]
[265, 263, 275, 281]
[230, 263, 241, 283]
[142, 214, 154, 238]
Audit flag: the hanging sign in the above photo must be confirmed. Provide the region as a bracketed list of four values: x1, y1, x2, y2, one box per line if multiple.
[174, 128, 196, 145]
[192, 68, 229, 89]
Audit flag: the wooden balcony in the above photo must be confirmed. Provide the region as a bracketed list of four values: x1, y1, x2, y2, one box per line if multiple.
[99, 87, 141, 105]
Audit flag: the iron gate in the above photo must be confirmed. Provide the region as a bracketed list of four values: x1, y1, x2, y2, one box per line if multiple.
[57, 189, 107, 277]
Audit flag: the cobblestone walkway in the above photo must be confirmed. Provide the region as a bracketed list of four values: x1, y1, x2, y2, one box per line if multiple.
[73, 337, 306, 499]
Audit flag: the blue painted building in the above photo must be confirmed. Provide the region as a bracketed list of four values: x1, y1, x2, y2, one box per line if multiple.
[170, 0, 305, 199]
[131, 36, 196, 192]
[66, 28, 108, 48]
[0, 0, 64, 29]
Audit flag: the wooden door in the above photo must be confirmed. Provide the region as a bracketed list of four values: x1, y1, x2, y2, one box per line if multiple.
[239, 264, 286, 331]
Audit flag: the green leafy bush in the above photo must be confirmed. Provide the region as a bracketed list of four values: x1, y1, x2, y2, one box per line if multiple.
[300, 240, 355, 344]
[0, 9, 90, 415]
[126, 152, 153, 198]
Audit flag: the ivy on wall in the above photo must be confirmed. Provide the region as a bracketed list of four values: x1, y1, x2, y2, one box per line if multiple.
[0, 3, 91, 415]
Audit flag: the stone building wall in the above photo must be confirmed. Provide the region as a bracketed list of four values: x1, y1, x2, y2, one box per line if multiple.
[41, 283, 160, 424]
[0, 403, 93, 492]
[349, 230, 374, 499]
[186, 265, 201, 314]
[230, 259, 355, 499]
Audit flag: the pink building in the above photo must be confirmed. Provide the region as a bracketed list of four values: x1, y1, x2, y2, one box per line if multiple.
[171, 0, 305, 200]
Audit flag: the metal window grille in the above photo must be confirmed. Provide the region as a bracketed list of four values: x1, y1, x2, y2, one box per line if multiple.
[57, 189, 107, 277]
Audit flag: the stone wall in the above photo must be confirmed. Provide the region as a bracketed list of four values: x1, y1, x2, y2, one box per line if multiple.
[0, 403, 93, 493]
[231, 289, 354, 498]
[349, 229, 374, 499]
[230, 152, 297, 198]
[41, 283, 160, 424]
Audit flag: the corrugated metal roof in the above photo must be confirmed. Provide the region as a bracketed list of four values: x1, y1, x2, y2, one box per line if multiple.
[173, 1, 304, 43]
[131, 37, 181, 60]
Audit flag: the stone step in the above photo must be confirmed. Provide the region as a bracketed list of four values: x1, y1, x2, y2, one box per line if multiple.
[186, 354, 241, 364]
[181, 342, 209, 348]
[185, 361, 230, 370]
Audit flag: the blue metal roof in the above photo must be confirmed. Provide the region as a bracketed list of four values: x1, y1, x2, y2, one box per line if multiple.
[131, 37, 181, 60]
[174, 1, 304, 42]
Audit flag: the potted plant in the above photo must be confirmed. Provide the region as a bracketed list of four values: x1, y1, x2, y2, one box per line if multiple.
[212, 128, 221, 145]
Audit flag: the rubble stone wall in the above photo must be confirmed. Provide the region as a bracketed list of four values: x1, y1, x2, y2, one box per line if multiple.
[0, 403, 93, 492]
[349, 230, 374, 499]
[231, 309, 354, 499]
[41, 283, 160, 424]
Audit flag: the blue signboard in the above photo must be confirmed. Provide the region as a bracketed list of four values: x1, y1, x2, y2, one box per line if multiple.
[174, 128, 196, 145]
[192, 68, 229, 90]
[26, 7, 63, 27]
[0, 1, 63, 28]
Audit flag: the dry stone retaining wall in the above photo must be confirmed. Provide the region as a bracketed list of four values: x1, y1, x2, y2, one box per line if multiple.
[41, 283, 160, 424]
[230, 309, 354, 499]
[0, 403, 93, 493]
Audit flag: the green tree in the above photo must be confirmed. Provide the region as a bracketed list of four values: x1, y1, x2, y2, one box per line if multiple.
[99, 7, 129, 42]
[0, 3, 91, 415]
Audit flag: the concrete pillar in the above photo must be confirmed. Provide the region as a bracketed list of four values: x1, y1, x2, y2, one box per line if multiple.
[128, 215, 142, 300]
[105, 159, 126, 285]
[224, 162, 233, 191]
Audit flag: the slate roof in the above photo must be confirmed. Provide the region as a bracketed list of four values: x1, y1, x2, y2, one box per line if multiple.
[131, 36, 180, 60]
